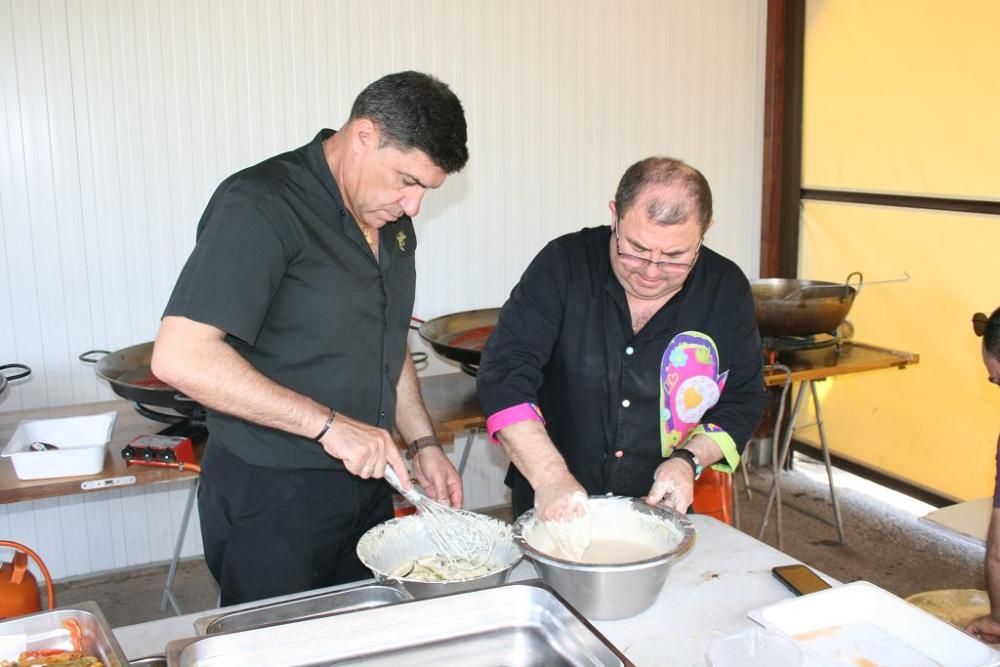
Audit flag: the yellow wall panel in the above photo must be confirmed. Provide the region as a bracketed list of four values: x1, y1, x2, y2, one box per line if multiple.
[800, 201, 999, 501]
[803, 0, 1000, 199]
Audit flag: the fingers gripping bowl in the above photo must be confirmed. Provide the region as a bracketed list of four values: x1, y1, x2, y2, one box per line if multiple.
[512, 496, 696, 620]
[357, 513, 522, 599]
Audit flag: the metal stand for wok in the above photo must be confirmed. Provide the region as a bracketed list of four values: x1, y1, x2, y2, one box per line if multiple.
[755, 369, 846, 551]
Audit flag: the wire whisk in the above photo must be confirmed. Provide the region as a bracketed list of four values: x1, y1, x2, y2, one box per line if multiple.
[383, 467, 498, 568]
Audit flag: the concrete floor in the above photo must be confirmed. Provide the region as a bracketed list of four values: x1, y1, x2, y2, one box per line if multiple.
[52, 453, 987, 631]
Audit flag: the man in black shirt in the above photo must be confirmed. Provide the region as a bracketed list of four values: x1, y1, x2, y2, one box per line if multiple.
[151, 71, 469, 604]
[477, 157, 768, 524]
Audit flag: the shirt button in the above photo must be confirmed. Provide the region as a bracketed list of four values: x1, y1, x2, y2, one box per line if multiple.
[614, 450, 624, 458]
[625, 346, 634, 355]
[621, 399, 631, 408]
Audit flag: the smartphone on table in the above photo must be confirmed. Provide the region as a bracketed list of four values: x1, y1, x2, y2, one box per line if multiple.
[771, 564, 832, 596]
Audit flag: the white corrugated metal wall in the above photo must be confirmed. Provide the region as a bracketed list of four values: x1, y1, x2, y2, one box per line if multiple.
[0, 0, 766, 579]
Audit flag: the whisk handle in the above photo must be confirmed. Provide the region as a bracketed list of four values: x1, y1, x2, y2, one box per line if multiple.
[383, 466, 421, 503]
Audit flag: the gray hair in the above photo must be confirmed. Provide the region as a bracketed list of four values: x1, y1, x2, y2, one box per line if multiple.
[614, 157, 712, 230]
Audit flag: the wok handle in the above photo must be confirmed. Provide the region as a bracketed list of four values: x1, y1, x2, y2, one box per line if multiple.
[843, 271, 864, 293]
[0, 364, 31, 382]
[79, 349, 111, 364]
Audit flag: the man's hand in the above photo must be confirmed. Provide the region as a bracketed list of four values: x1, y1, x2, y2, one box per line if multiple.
[646, 458, 695, 513]
[967, 614, 1000, 644]
[534, 473, 588, 522]
[318, 413, 409, 487]
[412, 445, 463, 507]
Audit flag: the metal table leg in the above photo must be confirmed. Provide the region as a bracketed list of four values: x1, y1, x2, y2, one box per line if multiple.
[754, 365, 791, 542]
[457, 427, 482, 477]
[810, 380, 846, 544]
[758, 380, 807, 551]
[160, 476, 200, 615]
[739, 447, 753, 502]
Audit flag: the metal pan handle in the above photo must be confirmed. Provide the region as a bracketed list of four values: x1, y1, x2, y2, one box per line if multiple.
[79, 349, 111, 364]
[843, 271, 864, 296]
[0, 364, 31, 382]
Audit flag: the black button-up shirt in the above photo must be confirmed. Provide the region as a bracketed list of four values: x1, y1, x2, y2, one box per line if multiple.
[164, 129, 416, 470]
[477, 226, 767, 512]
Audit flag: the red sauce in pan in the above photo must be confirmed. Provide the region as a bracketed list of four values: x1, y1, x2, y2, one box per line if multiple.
[131, 373, 173, 390]
[445, 325, 495, 351]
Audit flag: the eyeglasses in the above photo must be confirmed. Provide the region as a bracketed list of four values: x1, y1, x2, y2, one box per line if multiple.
[613, 218, 701, 272]
[973, 312, 988, 337]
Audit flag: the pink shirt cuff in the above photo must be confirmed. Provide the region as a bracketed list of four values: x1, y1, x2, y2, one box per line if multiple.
[486, 403, 545, 443]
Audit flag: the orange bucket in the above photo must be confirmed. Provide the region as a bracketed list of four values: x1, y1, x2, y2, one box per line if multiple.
[691, 468, 734, 525]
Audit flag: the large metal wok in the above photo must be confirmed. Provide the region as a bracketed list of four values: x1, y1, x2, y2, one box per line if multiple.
[0, 364, 31, 398]
[751, 272, 863, 338]
[417, 308, 500, 368]
[80, 343, 202, 422]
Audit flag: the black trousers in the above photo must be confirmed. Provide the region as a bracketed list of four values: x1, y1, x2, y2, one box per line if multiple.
[198, 442, 392, 606]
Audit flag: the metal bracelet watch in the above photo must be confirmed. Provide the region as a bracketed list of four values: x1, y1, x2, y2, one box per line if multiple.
[667, 448, 703, 480]
[405, 435, 442, 460]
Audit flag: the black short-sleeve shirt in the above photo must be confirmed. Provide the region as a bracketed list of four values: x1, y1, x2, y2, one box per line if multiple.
[163, 129, 417, 470]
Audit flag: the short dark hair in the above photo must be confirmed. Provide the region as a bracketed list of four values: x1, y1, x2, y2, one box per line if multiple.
[614, 157, 712, 231]
[349, 71, 468, 173]
[985, 306, 1000, 360]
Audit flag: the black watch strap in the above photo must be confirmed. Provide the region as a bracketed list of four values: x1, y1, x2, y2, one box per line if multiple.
[667, 448, 702, 480]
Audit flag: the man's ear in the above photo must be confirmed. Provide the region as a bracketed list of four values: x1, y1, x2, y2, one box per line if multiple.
[608, 200, 618, 226]
[352, 118, 380, 150]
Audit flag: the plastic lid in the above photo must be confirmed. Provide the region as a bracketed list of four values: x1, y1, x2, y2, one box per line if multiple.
[706, 626, 802, 667]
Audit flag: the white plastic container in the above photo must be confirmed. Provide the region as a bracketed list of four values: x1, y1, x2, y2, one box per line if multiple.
[748, 581, 1000, 667]
[706, 626, 803, 666]
[1, 412, 117, 480]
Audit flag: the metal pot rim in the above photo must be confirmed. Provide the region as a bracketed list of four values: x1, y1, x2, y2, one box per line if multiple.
[357, 514, 522, 585]
[511, 495, 696, 571]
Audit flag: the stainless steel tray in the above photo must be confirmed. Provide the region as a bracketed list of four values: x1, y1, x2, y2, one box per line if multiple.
[0, 600, 129, 667]
[168, 581, 633, 666]
[193, 583, 411, 635]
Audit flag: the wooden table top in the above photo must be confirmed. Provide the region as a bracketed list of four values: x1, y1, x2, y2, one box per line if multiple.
[0, 401, 198, 504]
[0, 373, 482, 505]
[763, 341, 918, 386]
[0, 344, 916, 506]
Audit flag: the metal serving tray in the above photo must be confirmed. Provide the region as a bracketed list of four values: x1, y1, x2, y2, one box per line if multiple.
[168, 581, 633, 666]
[193, 582, 412, 635]
[0, 600, 129, 667]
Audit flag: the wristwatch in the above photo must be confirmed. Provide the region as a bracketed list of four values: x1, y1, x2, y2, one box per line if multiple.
[667, 448, 703, 480]
[406, 435, 442, 460]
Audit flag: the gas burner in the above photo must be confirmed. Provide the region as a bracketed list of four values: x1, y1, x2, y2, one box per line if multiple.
[761, 332, 841, 353]
[761, 330, 853, 366]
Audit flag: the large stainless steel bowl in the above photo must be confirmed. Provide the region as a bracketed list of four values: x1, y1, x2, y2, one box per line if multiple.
[512, 496, 696, 620]
[356, 514, 522, 599]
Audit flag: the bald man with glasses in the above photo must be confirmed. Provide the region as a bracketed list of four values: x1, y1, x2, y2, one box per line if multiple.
[966, 307, 1000, 643]
[477, 157, 768, 527]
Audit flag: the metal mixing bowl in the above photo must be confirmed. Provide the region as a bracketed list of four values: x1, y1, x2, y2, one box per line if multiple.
[356, 514, 522, 599]
[512, 496, 696, 620]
